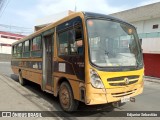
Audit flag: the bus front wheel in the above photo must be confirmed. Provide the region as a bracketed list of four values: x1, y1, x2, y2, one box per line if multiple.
[18, 71, 26, 86]
[59, 82, 79, 112]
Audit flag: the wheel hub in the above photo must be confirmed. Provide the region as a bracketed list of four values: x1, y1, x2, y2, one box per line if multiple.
[60, 87, 70, 108]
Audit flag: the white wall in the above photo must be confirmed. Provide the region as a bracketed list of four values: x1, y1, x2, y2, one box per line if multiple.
[131, 18, 160, 54]
[132, 17, 160, 33]
[132, 21, 144, 33]
[0, 38, 17, 44]
[0, 46, 11, 54]
[0, 38, 18, 54]
[142, 38, 160, 54]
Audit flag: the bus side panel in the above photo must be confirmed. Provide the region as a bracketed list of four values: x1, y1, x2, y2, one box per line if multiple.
[53, 75, 85, 102]
[11, 66, 19, 75]
[53, 60, 84, 80]
[22, 69, 42, 85]
[11, 59, 43, 86]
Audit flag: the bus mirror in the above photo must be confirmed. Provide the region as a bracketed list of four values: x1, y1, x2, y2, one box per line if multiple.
[139, 39, 142, 46]
[141, 49, 143, 52]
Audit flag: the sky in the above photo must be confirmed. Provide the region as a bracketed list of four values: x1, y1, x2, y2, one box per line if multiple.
[0, 0, 160, 34]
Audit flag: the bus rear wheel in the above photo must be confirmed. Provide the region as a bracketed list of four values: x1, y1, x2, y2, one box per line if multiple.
[59, 82, 79, 112]
[18, 71, 26, 86]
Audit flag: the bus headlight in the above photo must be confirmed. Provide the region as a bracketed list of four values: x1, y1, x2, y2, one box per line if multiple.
[90, 69, 104, 89]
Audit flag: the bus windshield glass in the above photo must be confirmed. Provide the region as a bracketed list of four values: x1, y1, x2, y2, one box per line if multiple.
[87, 19, 142, 67]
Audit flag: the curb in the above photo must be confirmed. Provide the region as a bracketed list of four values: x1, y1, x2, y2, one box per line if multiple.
[144, 76, 160, 84]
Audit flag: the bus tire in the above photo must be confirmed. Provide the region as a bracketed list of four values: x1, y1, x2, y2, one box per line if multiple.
[59, 82, 79, 112]
[18, 71, 26, 86]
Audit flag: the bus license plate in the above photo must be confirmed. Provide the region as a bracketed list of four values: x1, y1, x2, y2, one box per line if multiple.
[121, 96, 130, 103]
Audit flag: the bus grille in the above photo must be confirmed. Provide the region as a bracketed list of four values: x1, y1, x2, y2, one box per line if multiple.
[107, 75, 139, 86]
[111, 89, 137, 97]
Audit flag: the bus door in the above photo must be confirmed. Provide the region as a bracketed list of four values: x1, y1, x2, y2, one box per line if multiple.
[42, 29, 54, 91]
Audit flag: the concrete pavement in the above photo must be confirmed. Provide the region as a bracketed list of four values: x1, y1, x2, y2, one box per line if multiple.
[144, 76, 160, 84]
[0, 74, 64, 120]
[0, 74, 42, 111]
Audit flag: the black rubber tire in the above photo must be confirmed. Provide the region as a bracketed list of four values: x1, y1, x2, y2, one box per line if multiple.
[59, 82, 79, 112]
[18, 71, 26, 86]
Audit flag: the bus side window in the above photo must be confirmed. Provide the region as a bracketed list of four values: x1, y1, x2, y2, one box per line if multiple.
[23, 40, 30, 58]
[57, 17, 83, 56]
[58, 31, 69, 55]
[31, 36, 42, 57]
[74, 40, 83, 55]
[70, 25, 83, 55]
[13, 45, 17, 57]
[32, 37, 41, 51]
[76, 25, 83, 55]
[75, 25, 83, 40]
[17, 43, 22, 58]
[68, 29, 77, 55]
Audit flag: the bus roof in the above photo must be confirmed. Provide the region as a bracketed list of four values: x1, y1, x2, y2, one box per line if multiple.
[12, 11, 134, 46]
[84, 12, 134, 27]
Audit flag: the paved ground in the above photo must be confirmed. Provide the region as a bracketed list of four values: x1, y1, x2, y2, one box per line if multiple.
[0, 62, 160, 120]
[0, 62, 13, 77]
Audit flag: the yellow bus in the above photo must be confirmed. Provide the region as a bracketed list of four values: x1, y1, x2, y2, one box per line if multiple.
[11, 12, 144, 112]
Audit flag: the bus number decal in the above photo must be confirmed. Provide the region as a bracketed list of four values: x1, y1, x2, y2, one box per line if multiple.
[59, 63, 66, 72]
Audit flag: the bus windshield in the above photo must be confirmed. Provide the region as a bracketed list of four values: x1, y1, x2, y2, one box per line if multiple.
[87, 19, 142, 67]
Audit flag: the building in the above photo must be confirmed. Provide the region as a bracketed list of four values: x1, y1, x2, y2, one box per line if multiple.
[35, 10, 75, 31]
[111, 2, 160, 78]
[0, 31, 25, 54]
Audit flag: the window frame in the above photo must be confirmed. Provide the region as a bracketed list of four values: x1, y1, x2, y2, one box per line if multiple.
[31, 36, 42, 51]
[153, 24, 159, 29]
[15, 43, 23, 58]
[30, 35, 42, 57]
[22, 40, 30, 58]
[24, 40, 30, 52]
[12, 45, 17, 57]
[57, 20, 84, 56]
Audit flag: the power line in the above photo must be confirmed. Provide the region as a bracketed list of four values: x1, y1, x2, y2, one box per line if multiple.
[0, 24, 32, 30]
[0, 0, 33, 35]
[0, 0, 10, 18]
[0, 23, 33, 35]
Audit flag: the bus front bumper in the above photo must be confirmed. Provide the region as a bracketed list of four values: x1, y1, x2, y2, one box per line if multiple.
[85, 82, 143, 105]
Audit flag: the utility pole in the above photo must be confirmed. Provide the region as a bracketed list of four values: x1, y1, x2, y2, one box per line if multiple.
[74, 0, 77, 12]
